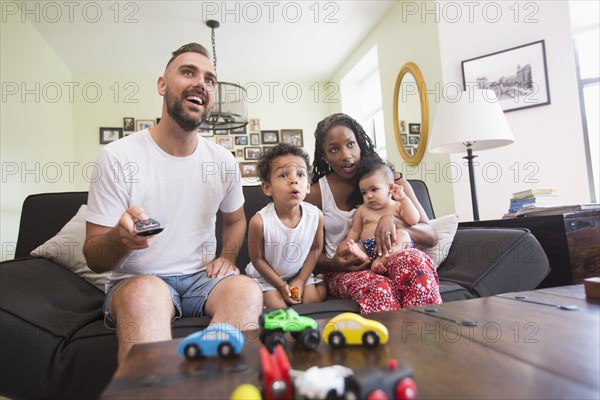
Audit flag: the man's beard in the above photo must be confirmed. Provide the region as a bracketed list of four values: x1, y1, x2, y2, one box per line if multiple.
[165, 88, 210, 132]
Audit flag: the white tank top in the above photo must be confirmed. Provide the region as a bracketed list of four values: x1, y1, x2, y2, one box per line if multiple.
[245, 202, 320, 280]
[319, 176, 356, 258]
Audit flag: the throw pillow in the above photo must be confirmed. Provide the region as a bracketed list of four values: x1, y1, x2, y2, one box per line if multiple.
[416, 214, 460, 268]
[31, 205, 110, 291]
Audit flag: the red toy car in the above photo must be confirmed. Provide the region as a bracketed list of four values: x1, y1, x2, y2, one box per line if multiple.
[259, 344, 293, 400]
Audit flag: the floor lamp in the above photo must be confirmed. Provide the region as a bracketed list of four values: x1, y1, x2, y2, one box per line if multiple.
[428, 89, 515, 221]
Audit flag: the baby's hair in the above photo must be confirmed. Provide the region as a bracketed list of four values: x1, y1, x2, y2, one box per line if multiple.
[256, 143, 312, 183]
[311, 113, 380, 184]
[346, 155, 394, 209]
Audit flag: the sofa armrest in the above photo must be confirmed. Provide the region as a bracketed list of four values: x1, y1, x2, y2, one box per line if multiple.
[437, 227, 550, 297]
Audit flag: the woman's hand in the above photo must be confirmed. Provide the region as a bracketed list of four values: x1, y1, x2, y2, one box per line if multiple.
[335, 246, 370, 272]
[374, 215, 407, 257]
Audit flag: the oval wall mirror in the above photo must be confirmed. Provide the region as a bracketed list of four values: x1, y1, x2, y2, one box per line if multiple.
[393, 62, 429, 166]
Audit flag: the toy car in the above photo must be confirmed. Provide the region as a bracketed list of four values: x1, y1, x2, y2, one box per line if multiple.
[259, 308, 320, 351]
[177, 322, 244, 360]
[344, 360, 417, 400]
[259, 344, 293, 400]
[322, 312, 389, 348]
[293, 365, 354, 399]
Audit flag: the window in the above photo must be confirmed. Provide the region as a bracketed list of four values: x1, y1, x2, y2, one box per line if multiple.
[340, 47, 387, 159]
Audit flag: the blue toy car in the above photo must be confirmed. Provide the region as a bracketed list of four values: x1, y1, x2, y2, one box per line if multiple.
[178, 323, 245, 360]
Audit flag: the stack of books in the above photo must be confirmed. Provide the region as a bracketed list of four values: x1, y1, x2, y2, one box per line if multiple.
[506, 188, 562, 215]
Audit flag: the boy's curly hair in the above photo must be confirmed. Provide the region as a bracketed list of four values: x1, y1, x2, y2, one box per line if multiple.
[311, 113, 380, 184]
[256, 143, 312, 184]
[346, 156, 396, 209]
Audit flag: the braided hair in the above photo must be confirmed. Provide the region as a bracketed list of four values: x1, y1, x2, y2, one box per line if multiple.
[311, 113, 380, 184]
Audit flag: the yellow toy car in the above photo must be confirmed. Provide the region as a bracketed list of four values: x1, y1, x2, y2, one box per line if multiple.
[322, 312, 389, 348]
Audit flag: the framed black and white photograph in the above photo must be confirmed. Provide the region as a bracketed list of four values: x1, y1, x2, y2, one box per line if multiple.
[281, 129, 304, 146]
[408, 123, 420, 135]
[136, 119, 155, 131]
[249, 118, 260, 133]
[250, 133, 260, 146]
[235, 136, 248, 146]
[261, 130, 279, 144]
[244, 146, 262, 160]
[462, 40, 551, 112]
[216, 137, 234, 150]
[100, 127, 123, 144]
[123, 117, 134, 131]
[408, 135, 420, 146]
[231, 125, 247, 135]
[198, 127, 213, 137]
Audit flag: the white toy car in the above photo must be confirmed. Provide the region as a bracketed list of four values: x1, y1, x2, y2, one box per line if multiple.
[293, 365, 354, 399]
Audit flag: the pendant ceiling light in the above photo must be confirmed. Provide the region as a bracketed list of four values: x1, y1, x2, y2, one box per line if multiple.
[200, 20, 248, 130]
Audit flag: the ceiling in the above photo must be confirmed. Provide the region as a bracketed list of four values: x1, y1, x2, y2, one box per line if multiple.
[27, 1, 396, 82]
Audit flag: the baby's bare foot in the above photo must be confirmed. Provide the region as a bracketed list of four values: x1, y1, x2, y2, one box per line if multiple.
[371, 262, 387, 275]
[347, 239, 370, 262]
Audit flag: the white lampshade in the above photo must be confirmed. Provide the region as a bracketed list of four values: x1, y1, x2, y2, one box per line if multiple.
[428, 89, 515, 153]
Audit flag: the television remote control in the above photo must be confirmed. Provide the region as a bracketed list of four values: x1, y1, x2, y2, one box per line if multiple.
[134, 218, 164, 237]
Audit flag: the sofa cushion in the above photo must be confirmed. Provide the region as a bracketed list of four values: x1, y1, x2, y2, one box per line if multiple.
[30, 204, 111, 291]
[416, 214, 459, 268]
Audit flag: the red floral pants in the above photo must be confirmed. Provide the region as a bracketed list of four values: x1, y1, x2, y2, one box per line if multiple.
[325, 248, 442, 314]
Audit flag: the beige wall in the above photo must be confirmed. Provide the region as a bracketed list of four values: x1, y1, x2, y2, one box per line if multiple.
[1, 14, 74, 260]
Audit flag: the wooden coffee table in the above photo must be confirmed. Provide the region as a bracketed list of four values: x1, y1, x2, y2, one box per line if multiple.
[102, 285, 599, 399]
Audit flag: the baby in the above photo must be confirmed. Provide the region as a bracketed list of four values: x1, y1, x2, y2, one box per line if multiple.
[342, 159, 419, 274]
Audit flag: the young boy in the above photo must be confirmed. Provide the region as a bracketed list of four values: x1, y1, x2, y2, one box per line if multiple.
[246, 143, 327, 308]
[343, 159, 420, 274]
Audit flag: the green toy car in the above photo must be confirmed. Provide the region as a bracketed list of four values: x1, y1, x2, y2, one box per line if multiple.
[258, 308, 320, 351]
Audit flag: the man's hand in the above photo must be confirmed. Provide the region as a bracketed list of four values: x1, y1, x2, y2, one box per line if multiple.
[205, 256, 239, 278]
[117, 206, 157, 250]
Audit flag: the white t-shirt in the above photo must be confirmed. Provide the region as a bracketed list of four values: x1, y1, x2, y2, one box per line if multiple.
[319, 176, 356, 258]
[86, 129, 244, 281]
[245, 202, 319, 282]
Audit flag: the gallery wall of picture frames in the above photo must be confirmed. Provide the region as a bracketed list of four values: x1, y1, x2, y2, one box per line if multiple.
[101, 117, 304, 179]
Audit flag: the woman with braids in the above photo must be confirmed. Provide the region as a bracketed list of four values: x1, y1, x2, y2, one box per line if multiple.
[304, 113, 442, 313]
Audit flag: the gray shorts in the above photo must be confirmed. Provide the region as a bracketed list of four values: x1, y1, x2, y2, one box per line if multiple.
[103, 270, 236, 329]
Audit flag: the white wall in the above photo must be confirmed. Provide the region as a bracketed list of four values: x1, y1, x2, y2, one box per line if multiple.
[1, 13, 75, 260]
[436, 0, 589, 220]
[329, 1, 456, 218]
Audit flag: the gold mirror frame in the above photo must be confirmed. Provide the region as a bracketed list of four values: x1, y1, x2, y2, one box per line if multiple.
[393, 62, 429, 166]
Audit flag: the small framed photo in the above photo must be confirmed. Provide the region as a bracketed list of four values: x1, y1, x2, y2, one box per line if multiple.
[408, 123, 420, 135]
[250, 133, 260, 146]
[281, 129, 303, 146]
[231, 125, 247, 135]
[261, 130, 279, 144]
[398, 120, 407, 134]
[405, 146, 415, 157]
[100, 127, 123, 144]
[235, 136, 249, 146]
[123, 117, 134, 131]
[198, 127, 214, 137]
[462, 40, 550, 112]
[214, 129, 229, 135]
[249, 118, 261, 133]
[408, 135, 420, 146]
[239, 162, 258, 178]
[401, 134, 408, 145]
[236, 149, 244, 158]
[136, 119, 155, 131]
[216, 137, 234, 150]
[244, 146, 262, 160]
